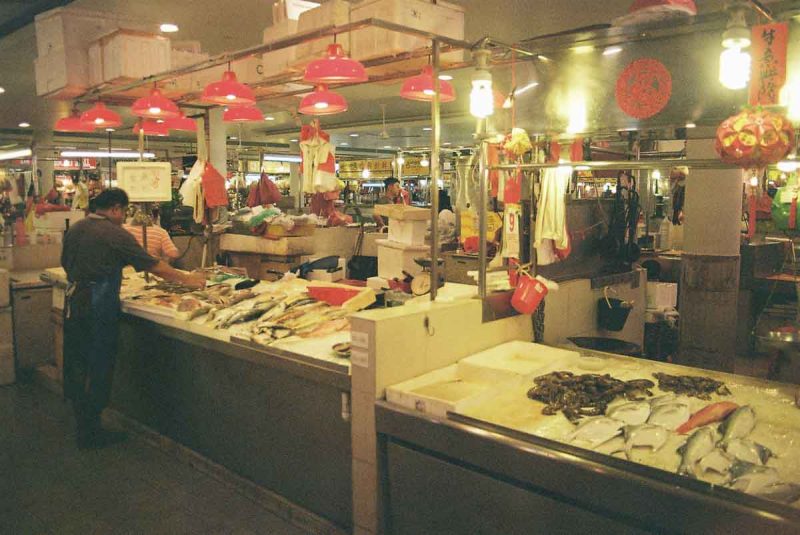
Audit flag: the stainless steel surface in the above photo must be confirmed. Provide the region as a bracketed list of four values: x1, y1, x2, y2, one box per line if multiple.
[430, 40, 441, 303]
[376, 401, 800, 534]
[480, 289, 519, 323]
[478, 139, 489, 300]
[12, 286, 53, 370]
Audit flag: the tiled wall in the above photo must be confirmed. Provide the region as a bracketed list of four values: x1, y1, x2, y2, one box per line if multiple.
[541, 269, 646, 349]
[349, 299, 532, 534]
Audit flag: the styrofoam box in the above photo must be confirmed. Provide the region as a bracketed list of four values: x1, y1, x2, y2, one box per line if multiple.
[377, 239, 429, 280]
[386, 364, 495, 419]
[52, 285, 65, 312]
[292, 0, 351, 67]
[367, 276, 388, 290]
[220, 233, 315, 256]
[0, 270, 8, 307]
[34, 6, 121, 58]
[307, 268, 344, 282]
[35, 48, 89, 98]
[33, 210, 84, 232]
[646, 282, 678, 309]
[388, 218, 427, 246]
[457, 341, 580, 384]
[350, 0, 465, 60]
[89, 30, 171, 85]
[161, 48, 211, 94]
[260, 19, 300, 78]
[0, 342, 14, 386]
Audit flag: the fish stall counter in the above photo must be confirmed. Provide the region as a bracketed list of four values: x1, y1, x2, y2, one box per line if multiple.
[42, 267, 365, 533]
[376, 341, 800, 534]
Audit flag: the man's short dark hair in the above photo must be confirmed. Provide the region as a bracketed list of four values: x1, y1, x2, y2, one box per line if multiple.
[93, 188, 129, 210]
[384, 178, 400, 187]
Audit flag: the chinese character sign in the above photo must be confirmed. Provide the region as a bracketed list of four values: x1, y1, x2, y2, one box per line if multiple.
[116, 162, 172, 202]
[750, 22, 788, 106]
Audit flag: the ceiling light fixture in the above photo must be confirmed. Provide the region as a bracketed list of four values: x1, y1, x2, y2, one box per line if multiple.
[438, 74, 453, 81]
[61, 150, 155, 159]
[722, 1, 751, 49]
[18, 122, 30, 128]
[263, 154, 302, 163]
[304, 43, 367, 84]
[420, 157, 430, 167]
[340, 142, 349, 146]
[470, 49, 494, 119]
[0, 87, 5, 94]
[685, 122, 697, 128]
[265, 116, 275, 121]
[603, 46, 623, 56]
[0, 148, 32, 161]
[361, 167, 371, 179]
[133, 120, 169, 137]
[80, 102, 122, 128]
[349, 133, 359, 137]
[298, 85, 347, 115]
[55, 109, 95, 133]
[720, 47, 751, 89]
[201, 69, 256, 106]
[131, 86, 180, 119]
[160, 23, 179, 33]
[400, 65, 456, 103]
[164, 113, 197, 132]
[223, 105, 264, 122]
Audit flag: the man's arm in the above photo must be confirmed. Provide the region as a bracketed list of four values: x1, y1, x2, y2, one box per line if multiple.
[148, 261, 205, 289]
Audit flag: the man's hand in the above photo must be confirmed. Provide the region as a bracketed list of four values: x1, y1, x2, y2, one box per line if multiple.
[182, 272, 207, 290]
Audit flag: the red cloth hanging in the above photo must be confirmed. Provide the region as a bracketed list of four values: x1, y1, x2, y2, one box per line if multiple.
[547, 141, 561, 163]
[246, 172, 282, 208]
[201, 162, 228, 207]
[570, 138, 584, 162]
[503, 170, 522, 204]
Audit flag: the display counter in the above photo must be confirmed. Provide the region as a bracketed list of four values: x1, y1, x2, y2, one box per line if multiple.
[376, 341, 800, 534]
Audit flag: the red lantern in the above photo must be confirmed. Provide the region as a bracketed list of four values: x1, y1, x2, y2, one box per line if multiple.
[715, 109, 795, 169]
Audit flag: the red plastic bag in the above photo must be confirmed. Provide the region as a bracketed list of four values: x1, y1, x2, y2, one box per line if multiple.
[511, 274, 548, 314]
[201, 162, 228, 207]
[570, 138, 584, 162]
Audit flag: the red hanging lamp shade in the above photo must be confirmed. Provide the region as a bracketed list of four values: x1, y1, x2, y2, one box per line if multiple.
[298, 85, 348, 116]
[134, 120, 169, 137]
[131, 87, 180, 119]
[224, 105, 264, 122]
[55, 110, 95, 132]
[201, 70, 256, 106]
[163, 113, 197, 132]
[304, 43, 368, 84]
[80, 102, 122, 128]
[400, 66, 456, 103]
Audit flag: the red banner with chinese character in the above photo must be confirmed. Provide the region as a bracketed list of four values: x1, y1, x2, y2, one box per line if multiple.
[749, 22, 789, 106]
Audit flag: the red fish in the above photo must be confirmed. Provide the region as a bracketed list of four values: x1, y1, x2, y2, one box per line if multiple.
[676, 401, 739, 435]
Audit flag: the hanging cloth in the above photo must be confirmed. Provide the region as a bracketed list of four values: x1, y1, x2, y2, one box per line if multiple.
[300, 120, 338, 194]
[247, 172, 282, 208]
[534, 167, 571, 250]
[201, 162, 228, 208]
[179, 118, 208, 224]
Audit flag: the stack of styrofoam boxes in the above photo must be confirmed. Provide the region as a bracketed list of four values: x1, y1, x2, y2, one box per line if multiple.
[162, 41, 210, 96]
[349, 0, 466, 75]
[646, 282, 678, 310]
[32, 209, 84, 245]
[0, 268, 13, 385]
[88, 29, 171, 87]
[34, 7, 121, 98]
[376, 206, 430, 282]
[306, 257, 346, 282]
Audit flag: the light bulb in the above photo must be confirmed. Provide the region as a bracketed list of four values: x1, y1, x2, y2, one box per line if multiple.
[749, 175, 759, 187]
[362, 168, 370, 179]
[420, 158, 430, 168]
[95, 118, 104, 125]
[470, 78, 494, 118]
[566, 94, 587, 134]
[149, 106, 161, 115]
[719, 47, 751, 90]
[423, 89, 436, 96]
[396, 156, 405, 165]
[652, 169, 662, 180]
[314, 101, 329, 110]
[226, 94, 236, 101]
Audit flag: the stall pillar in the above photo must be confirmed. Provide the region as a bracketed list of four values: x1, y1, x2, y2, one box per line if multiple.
[208, 108, 227, 178]
[289, 162, 302, 211]
[33, 130, 54, 194]
[676, 139, 742, 372]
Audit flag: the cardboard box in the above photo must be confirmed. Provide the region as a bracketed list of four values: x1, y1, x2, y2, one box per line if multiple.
[88, 29, 171, 85]
[35, 47, 89, 98]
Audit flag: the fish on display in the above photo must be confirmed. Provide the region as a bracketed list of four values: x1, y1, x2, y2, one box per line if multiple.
[722, 438, 774, 465]
[219, 300, 279, 329]
[698, 449, 734, 476]
[677, 427, 717, 477]
[568, 417, 625, 447]
[607, 401, 651, 426]
[648, 400, 691, 430]
[719, 406, 756, 445]
[623, 424, 669, 460]
[729, 461, 781, 494]
[594, 435, 626, 456]
[676, 401, 739, 435]
[754, 482, 800, 505]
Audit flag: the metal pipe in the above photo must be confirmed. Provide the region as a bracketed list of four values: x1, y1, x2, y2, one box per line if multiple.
[430, 40, 441, 302]
[490, 159, 740, 171]
[74, 18, 473, 102]
[748, 0, 774, 21]
[472, 36, 536, 57]
[478, 137, 489, 299]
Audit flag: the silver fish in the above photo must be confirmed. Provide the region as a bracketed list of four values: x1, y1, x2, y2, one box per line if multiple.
[755, 483, 800, 504]
[677, 427, 716, 477]
[722, 438, 774, 465]
[648, 401, 691, 430]
[219, 300, 279, 329]
[719, 406, 756, 445]
[623, 424, 669, 460]
[594, 435, 626, 456]
[729, 461, 780, 494]
[608, 402, 651, 426]
[568, 417, 624, 447]
[698, 449, 734, 475]
[649, 394, 677, 407]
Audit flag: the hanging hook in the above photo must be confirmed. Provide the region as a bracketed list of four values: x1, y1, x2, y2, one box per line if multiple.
[423, 315, 435, 337]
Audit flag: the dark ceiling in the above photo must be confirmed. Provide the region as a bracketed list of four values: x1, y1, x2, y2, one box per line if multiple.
[0, 0, 73, 39]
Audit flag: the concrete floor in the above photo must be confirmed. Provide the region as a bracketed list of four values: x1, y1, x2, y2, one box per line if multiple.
[0, 383, 311, 535]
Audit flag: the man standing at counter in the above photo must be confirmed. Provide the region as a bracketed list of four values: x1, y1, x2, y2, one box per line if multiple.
[374, 177, 410, 228]
[61, 188, 205, 449]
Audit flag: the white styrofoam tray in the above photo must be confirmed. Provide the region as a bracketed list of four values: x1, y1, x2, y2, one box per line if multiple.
[457, 341, 580, 383]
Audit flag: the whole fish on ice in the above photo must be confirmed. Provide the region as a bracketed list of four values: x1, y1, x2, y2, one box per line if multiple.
[677, 427, 716, 477]
[568, 417, 624, 447]
[608, 401, 651, 426]
[722, 438, 774, 465]
[648, 401, 691, 430]
[676, 401, 739, 435]
[623, 424, 669, 460]
[719, 406, 756, 445]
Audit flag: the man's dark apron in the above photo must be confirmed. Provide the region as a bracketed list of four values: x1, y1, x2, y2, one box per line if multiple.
[63, 271, 122, 415]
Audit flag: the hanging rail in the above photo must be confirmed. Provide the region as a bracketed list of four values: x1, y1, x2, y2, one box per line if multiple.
[490, 159, 742, 172]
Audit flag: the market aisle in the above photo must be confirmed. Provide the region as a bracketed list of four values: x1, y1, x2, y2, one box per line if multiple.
[0, 383, 310, 535]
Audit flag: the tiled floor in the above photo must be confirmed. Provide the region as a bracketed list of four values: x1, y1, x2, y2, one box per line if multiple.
[0, 383, 310, 535]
